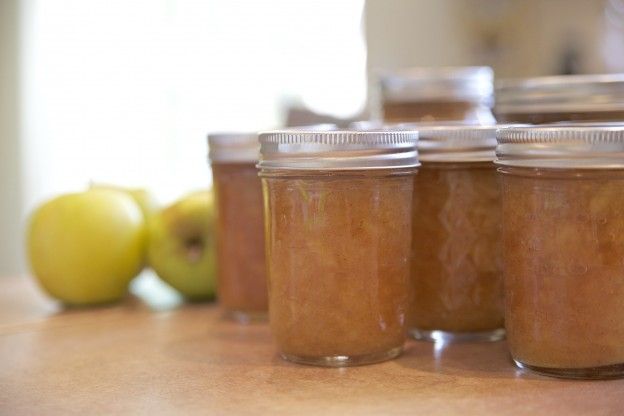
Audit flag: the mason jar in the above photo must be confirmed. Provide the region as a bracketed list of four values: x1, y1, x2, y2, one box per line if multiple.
[409, 125, 504, 343]
[208, 132, 267, 322]
[378, 66, 495, 124]
[496, 125, 624, 379]
[495, 74, 624, 124]
[258, 130, 419, 367]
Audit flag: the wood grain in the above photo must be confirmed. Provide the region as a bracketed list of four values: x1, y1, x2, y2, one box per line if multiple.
[1, 276, 623, 415]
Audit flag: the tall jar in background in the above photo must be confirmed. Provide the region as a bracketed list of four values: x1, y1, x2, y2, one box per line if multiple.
[409, 125, 504, 342]
[378, 67, 495, 124]
[259, 130, 419, 367]
[208, 132, 267, 322]
[497, 125, 624, 379]
[495, 74, 624, 124]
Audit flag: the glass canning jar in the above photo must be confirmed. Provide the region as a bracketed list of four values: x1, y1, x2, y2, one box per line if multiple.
[208, 132, 267, 322]
[258, 130, 419, 367]
[495, 74, 624, 124]
[409, 125, 504, 343]
[378, 67, 495, 124]
[496, 125, 624, 379]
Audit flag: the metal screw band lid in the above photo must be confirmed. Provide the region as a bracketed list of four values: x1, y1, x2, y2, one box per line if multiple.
[496, 125, 624, 169]
[416, 125, 499, 163]
[207, 125, 337, 163]
[258, 130, 420, 170]
[495, 73, 624, 114]
[208, 132, 259, 163]
[379, 66, 494, 104]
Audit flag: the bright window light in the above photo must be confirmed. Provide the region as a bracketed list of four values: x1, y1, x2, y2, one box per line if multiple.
[20, 0, 366, 211]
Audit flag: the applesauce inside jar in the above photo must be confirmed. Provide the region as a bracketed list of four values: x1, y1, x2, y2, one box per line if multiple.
[495, 74, 624, 124]
[497, 125, 624, 379]
[409, 125, 504, 342]
[258, 130, 419, 367]
[379, 67, 495, 124]
[208, 133, 267, 322]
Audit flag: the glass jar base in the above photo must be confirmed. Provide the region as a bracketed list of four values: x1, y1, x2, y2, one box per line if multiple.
[409, 328, 505, 343]
[222, 309, 267, 324]
[513, 359, 624, 380]
[280, 346, 404, 367]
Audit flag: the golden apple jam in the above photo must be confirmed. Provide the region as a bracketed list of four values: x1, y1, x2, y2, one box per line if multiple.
[496, 110, 624, 125]
[497, 125, 624, 379]
[259, 130, 419, 367]
[409, 126, 504, 342]
[379, 67, 495, 124]
[495, 74, 624, 124]
[382, 101, 489, 124]
[208, 133, 267, 322]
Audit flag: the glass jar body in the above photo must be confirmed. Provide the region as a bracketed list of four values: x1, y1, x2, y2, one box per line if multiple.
[261, 169, 416, 366]
[500, 166, 624, 379]
[409, 162, 504, 342]
[382, 100, 495, 124]
[211, 162, 267, 321]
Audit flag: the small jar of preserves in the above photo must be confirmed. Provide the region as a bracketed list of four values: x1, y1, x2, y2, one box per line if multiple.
[378, 67, 495, 124]
[496, 125, 624, 379]
[258, 130, 419, 366]
[495, 74, 624, 124]
[208, 132, 267, 322]
[409, 125, 504, 342]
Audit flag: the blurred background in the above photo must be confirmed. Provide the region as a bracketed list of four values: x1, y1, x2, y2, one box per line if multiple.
[1, 0, 624, 276]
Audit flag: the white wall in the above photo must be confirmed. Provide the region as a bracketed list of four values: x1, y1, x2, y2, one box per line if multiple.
[365, 0, 474, 71]
[0, 0, 25, 276]
[364, 0, 617, 92]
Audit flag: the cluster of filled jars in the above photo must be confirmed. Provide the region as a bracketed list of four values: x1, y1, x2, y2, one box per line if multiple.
[208, 67, 624, 380]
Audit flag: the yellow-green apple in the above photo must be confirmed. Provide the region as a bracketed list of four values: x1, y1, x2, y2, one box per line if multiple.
[27, 189, 147, 306]
[147, 190, 217, 300]
[89, 184, 159, 219]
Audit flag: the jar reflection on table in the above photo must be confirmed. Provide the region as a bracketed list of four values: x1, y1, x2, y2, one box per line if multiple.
[259, 130, 419, 367]
[378, 67, 495, 124]
[497, 125, 624, 379]
[208, 132, 267, 322]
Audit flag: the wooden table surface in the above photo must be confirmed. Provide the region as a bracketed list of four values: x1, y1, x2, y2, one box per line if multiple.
[1, 276, 623, 416]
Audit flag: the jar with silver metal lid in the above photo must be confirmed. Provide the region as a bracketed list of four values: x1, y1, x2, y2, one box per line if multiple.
[408, 125, 504, 343]
[495, 73, 624, 124]
[496, 125, 624, 379]
[258, 130, 419, 367]
[208, 132, 267, 322]
[208, 125, 336, 322]
[378, 66, 495, 124]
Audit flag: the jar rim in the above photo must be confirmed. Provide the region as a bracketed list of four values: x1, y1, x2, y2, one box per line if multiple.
[348, 122, 519, 163]
[379, 66, 493, 103]
[416, 124, 506, 163]
[208, 124, 338, 163]
[208, 132, 259, 163]
[258, 130, 420, 170]
[495, 125, 624, 169]
[495, 73, 624, 114]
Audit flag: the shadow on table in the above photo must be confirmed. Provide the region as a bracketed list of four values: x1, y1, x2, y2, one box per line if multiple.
[45, 293, 148, 317]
